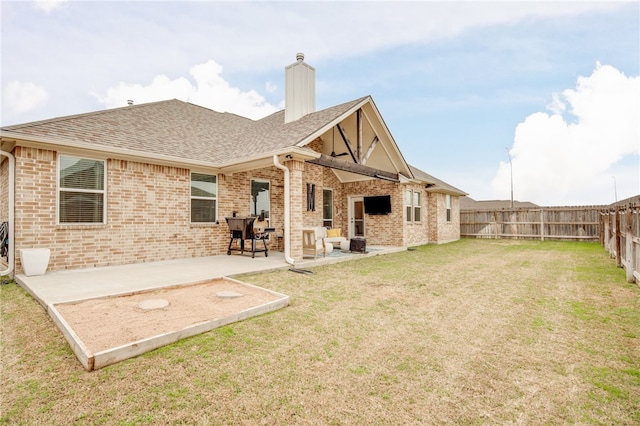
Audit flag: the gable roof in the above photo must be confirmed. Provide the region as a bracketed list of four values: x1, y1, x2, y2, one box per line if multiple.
[409, 165, 467, 196]
[1, 98, 367, 167]
[2, 97, 465, 194]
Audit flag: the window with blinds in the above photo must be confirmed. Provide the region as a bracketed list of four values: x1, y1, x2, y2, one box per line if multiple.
[59, 156, 105, 224]
[191, 173, 217, 223]
[406, 190, 422, 222]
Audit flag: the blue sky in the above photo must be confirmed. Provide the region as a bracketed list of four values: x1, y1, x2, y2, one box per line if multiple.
[2, 1, 638, 206]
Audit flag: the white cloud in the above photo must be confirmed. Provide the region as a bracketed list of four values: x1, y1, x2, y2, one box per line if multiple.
[93, 60, 279, 120]
[3, 81, 49, 113]
[491, 63, 639, 206]
[33, 0, 67, 13]
[265, 81, 277, 94]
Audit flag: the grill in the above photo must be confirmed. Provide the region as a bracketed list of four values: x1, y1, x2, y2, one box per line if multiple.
[225, 217, 272, 258]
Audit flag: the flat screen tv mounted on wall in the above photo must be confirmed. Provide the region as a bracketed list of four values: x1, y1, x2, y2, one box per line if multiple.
[363, 195, 392, 215]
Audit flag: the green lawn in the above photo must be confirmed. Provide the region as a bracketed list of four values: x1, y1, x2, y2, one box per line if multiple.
[1, 239, 639, 425]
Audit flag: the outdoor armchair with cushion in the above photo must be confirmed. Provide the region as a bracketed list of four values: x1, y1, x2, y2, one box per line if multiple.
[323, 227, 349, 251]
[302, 227, 333, 258]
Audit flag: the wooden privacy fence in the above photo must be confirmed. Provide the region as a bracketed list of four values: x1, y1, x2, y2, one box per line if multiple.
[460, 207, 603, 241]
[601, 203, 640, 283]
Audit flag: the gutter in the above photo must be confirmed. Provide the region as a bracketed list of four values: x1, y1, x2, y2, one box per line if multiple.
[273, 155, 295, 265]
[0, 149, 15, 276]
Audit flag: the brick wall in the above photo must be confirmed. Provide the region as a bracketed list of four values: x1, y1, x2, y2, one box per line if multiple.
[403, 183, 430, 247]
[427, 192, 461, 244]
[14, 147, 58, 272]
[342, 179, 404, 246]
[218, 167, 285, 253]
[298, 162, 412, 250]
[0, 157, 8, 221]
[7, 145, 459, 272]
[288, 159, 304, 260]
[11, 147, 289, 272]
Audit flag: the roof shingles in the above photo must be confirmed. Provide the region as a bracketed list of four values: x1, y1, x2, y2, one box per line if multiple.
[2, 97, 366, 165]
[3, 97, 466, 195]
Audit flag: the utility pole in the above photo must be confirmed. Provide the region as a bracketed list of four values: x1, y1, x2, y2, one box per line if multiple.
[506, 148, 513, 208]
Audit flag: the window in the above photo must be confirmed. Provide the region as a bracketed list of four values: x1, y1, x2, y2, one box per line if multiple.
[250, 179, 270, 223]
[406, 189, 421, 222]
[323, 189, 333, 228]
[59, 155, 105, 224]
[446, 194, 452, 222]
[413, 191, 421, 222]
[405, 189, 412, 222]
[191, 173, 217, 223]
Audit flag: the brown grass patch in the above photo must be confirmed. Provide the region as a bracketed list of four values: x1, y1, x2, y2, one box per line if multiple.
[2, 239, 639, 425]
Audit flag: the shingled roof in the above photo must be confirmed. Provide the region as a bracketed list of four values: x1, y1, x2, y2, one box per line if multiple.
[3, 97, 469, 196]
[459, 197, 539, 210]
[1, 97, 367, 165]
[409, 165, 467, 196]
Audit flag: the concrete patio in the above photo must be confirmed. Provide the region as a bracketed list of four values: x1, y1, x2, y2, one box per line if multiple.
[14, 246, 404, 307]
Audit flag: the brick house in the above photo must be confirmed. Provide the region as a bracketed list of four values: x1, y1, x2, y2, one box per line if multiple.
[0, 54, 466, 274]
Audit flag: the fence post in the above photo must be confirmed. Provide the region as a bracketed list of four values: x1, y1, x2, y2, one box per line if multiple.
[615, 207, 622, 268]
[603, 212, 610, 253]
[625, 206, 635, 283]
[540, 209, 545, 241]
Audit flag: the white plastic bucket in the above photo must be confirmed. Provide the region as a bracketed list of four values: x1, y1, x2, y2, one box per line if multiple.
[20, 248, 50, 276]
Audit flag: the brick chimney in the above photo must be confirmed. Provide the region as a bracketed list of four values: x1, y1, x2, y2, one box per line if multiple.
[285, 53, 315, 123]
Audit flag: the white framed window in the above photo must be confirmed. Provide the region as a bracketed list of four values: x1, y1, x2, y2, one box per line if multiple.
[58, 155, 106, 224]
[191, 173, 217, 223]
[250, 179, 270, 224]
[446, 194, 452, 222]
[405, 189, 412, 222]
[323, 189, 333, 228]
[413, 191, 421, 222]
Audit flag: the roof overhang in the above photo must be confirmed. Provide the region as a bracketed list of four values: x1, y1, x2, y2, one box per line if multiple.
[217, 147, 320, 174]
[0, 131, 321, 175]
[294, 97, 415, 183]
[0, 130, 223, 172]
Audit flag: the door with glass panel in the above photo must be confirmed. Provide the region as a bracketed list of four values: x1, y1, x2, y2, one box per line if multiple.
[349, 196, 365, 238]
[250, 179, 270, 223]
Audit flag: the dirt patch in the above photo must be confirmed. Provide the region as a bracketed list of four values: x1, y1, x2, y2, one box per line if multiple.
[54, 279, 282, 353]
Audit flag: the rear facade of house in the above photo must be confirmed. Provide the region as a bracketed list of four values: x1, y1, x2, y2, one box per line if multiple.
[0, 55, 465, 275]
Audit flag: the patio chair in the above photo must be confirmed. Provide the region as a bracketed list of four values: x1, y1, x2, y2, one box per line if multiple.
[302, 227, 332, 259]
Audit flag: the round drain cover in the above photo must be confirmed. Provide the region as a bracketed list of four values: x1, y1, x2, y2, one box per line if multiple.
[216, 291, 244, 299]
[138, 298, 170, 310]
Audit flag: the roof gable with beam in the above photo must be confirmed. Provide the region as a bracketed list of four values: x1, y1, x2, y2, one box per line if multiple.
[298, 97, 412, 183]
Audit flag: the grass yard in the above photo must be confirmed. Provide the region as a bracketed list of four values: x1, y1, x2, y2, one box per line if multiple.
[1, 239, 639, 425]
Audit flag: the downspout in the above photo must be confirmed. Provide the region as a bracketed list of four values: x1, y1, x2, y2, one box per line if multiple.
[0, 149, 15, 276]
[273, 155, 295, 265]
